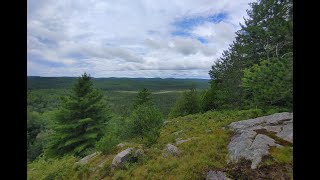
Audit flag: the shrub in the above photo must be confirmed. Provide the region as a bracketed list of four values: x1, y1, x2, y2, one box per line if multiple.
[129, 104, 163, 146]
[27, 155, 77, 180]
[169, 87, 201, 118]
[96, 134, 121, 154]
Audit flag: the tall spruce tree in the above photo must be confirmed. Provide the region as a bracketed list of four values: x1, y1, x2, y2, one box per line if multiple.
[133, 88, 152, 109]
[207, 0, 292, 110]
[47, 73, 111, 157]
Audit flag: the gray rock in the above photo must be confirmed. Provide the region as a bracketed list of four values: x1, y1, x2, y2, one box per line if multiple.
[76, 152, 98, 165]
[229, 112, 293, 132]
[228, 130, 257, 162]
[97, 159, 108, 168]
[206, 170, 231, 180]
[112, 148, 133, 168]
[134, 149, 144, 157]
[227, 112, 293, 169]
[175, 138, 192, 145]
[276, 123, 293, 143]
[163, 120, 172, 126]
[163, 144, 180, 157]
[263, 125, 282, 133]
[117, 143, 126, 148]
[248, 134, 281, 169]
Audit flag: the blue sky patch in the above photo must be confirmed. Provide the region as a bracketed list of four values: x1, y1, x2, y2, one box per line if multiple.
[172, 12, 227, 30]
[197, 37, 208, 44]
[171, 12, 227, 43]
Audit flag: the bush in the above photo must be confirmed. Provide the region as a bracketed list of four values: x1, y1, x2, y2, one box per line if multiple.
[169, 87, 201, 118]
[96, 134, 121, 154]
[27, 155, 77, 180]
[241, 57, 293, 109]
[129, 104, 163, 146]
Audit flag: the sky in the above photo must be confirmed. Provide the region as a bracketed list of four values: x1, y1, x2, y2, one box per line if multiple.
[27, 0, 256, 79]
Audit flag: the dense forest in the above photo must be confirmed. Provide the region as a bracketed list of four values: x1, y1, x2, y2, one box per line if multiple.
[27, 77, 209, 91]
[27, 0, 293, 179]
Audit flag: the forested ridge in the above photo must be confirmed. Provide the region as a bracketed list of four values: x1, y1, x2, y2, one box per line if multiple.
[27, 0, 293, 179]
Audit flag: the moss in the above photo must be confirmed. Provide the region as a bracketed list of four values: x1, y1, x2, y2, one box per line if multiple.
[270, 146, 293, 164]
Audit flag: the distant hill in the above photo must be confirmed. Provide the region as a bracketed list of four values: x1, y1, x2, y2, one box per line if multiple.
[27, 76, 209, 91]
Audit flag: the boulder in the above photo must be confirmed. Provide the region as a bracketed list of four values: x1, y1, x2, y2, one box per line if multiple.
[227, 112, 293, 169]
[163, 144, 180, 157]
[112, 148, 133, 168]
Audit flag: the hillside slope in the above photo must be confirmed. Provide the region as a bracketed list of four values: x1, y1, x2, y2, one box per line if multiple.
[27, 109, 293, 180]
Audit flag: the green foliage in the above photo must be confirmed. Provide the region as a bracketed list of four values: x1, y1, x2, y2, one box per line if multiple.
[270, 146, 293, 164]
[129, 104, 163, 146]
[27, 155, 78, 180]
[28, 77, 209, 91]
[27, 110, 45, 162]
[208, 0, 292, 109]
[169, 87, 201, 118]
[241, 57, 292, 109]
[47, 73, 112, 157]
[133, 88, 152, 109]
[96, 133, 121, 154]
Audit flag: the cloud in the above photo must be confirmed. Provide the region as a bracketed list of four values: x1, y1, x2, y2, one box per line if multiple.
[27, 0, 257, 78]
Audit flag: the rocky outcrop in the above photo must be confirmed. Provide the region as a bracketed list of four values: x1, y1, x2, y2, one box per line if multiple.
[206, 170, 231, 180]
[227, 112, 293, 169]
[112, 148, 133, 168]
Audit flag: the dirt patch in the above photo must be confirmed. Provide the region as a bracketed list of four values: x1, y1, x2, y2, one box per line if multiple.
[225, 158, 292, 180]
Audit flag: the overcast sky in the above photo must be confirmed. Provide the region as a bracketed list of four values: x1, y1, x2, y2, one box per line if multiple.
[27, 0, 256, 79]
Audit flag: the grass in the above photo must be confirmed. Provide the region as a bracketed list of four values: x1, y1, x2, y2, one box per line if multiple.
[27, 108, 292, 180]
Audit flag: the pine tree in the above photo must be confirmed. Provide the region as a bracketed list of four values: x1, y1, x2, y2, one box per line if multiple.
[47, 73, 111, 157]
[208, 0, 292, 109]
[133, 88, 152, 109]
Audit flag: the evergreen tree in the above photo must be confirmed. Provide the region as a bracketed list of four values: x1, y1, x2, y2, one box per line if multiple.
[133, 88, 152, 109]
[208, 0, 292, 109]
[241, 55, 293, 109]
[47, 73, 111, 157]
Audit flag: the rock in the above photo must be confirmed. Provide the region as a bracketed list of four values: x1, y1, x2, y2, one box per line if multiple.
[206, 170, 231, 180]
[248, 134, 281, 169]
[263, 125, 282, 133]
[276, 123, 293, 143]
[175, 138, 192, 145]
[117, 143, 126, 148]
[134, 149, 144, 157]
[163, 120, 172, 126]
[163, 144, 180, 157]
[76, 152, 98, 165]
[229, 112, 293, 132]
[227, 112, 293, 169]
[228, 131, 257, 162]
[97, 159, 108, 168]
[112, 148, 133, 168]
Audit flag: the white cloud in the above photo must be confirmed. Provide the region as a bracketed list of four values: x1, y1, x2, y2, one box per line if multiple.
[27, 0, 257, 78]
